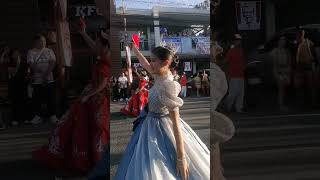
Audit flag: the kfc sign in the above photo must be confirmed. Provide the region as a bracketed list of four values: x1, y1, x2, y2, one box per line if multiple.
[72, 5, 100, 17]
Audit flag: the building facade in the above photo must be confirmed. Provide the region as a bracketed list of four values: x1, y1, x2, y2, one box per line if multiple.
[214, 0, 320, 53]
[112, 6, 210, 76]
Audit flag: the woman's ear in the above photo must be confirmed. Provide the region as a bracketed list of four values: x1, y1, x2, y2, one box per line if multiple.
[162, 59, 170, 67]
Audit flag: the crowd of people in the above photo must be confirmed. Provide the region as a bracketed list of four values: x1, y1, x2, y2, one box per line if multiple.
[32, 27, 110, 179]
[213, 27, 320, 113]
[111, 66, 211, 117]
[1, 25, 110, 178]
[119, 68, 149, 117]
[0, 31, 60, 128]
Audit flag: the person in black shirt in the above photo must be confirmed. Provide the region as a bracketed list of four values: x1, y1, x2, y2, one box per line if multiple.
[8, 49, 30, 126]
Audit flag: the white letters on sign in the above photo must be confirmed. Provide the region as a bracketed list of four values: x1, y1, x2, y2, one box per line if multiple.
[74, 5, 100, 17]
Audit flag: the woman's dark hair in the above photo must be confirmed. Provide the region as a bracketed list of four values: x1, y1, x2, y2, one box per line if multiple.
[33, 34, 45, 42]
[151, 46, 179, 68]
[98, 36, 110, 49]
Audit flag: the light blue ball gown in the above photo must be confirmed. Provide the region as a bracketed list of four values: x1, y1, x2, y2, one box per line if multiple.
[115, 72, 210, 180]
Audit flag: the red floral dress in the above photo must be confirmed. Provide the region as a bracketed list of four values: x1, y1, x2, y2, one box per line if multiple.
[32, 55, 110, 174]
[120, 78, 149, 117]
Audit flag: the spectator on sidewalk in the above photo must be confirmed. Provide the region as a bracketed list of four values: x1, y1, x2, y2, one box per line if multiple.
[46, 30, 67, 116]
[27, 34, 59, 124]
[172, 69, 180, 82]
[294, 29, 317, 107]
[180, 72, 188, 98]
[225, 34, 245, 113]
[8, 49, 30, 126]
[194, 72, 202, 97]
[202, 70, 210, 96]
[0, 45, 10, 82]
[118, 72, 128, 102]
[270, 36, 292, 112]
[111, 76, 119, 102]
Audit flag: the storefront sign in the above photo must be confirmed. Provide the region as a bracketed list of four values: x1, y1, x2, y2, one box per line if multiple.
[68, 3, 106, 32]
[184, 62, 192, 72]
[235, 1, 261, 30]
[71, 5, 100, 17]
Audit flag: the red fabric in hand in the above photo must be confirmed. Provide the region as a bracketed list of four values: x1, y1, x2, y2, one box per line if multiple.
[132, 34, 140, 49]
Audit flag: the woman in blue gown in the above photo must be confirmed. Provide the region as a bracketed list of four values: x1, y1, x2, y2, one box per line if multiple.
[115, 44, 210, 180]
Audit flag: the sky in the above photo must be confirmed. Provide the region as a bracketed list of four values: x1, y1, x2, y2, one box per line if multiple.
[115, 0, 208, 9]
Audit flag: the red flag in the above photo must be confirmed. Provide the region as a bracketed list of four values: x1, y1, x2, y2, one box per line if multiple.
[132, 34, 140, 49]
[79, 17, 86, 31]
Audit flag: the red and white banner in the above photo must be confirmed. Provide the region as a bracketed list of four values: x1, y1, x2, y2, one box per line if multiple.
[125, 46, 133, 84]
[192, 37, 210, 55]
[235, 1, 261, 30]
[57, 21, 73, 67]
[58, 0, 67, 20]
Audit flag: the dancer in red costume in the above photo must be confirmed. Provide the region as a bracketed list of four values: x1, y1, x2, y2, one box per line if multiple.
[121, 68, 149, 117]
[32, 27, 110, 175]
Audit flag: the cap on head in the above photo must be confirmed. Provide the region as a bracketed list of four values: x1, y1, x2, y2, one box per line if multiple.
[234, 34, 242, 40]
[280, 36, 286, 40]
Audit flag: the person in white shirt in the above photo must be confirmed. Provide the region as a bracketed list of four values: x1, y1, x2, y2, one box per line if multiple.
[118, 72, 128, 101]
[27, 34, 58, 124]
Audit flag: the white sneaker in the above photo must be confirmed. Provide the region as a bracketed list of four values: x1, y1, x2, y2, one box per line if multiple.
[30, 116, 43, 124]
[11, 121, 19, 126]
[120, 98, 124, 102]
[50, 115, 59, 124]
[24, 120, 30, 124]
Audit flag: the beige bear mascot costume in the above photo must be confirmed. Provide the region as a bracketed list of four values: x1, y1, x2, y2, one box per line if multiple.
[211, 38, 235, 180]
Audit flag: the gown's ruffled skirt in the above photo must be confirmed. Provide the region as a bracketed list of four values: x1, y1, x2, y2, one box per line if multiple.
[115, 111, 210, 180]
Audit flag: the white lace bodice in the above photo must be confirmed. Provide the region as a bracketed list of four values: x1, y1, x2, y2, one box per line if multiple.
[148, 72, 183, 114]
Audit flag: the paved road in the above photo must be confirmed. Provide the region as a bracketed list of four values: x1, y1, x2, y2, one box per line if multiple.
[221, 113, 320, 180]
[2, 96, 320, 180]
[110, 97, 211, 178]
[0, 97, 210, 180]
[0, 123, 87, 180]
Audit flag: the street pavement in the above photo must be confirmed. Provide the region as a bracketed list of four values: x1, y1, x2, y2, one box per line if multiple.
[221, 112, 320, 180]
[0, 122, 87, 180]
[110, 97, 211, 178]
[1, 96, 320, 180]
[0, 96, 210, 180]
